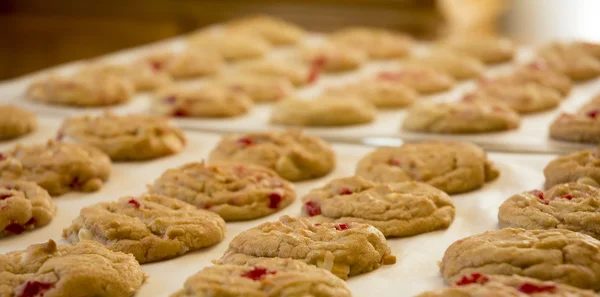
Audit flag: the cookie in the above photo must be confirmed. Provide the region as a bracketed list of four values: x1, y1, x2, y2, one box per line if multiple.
[0, 140, 111, 196]
[235, 59, 312, 86]
[151, 84, 253, 118]
[440, 228, 600, 290]
[537, 43, 600, 81]
[508, 60, 573, 96]
[324, 78, 419, 109]
[211, 74, 294, 103]
[0, 105, 37, 141]
[270, 96, 377, 127]
[440, 36, 515, 64]
[188, 31, 271, 61]
[329, 26, 412, 59]
[549, 112, 600, 144]
[580, 93, 600, 114]
[26, 74, 134, 107]
[217, 215, 396, 279]
[226, 15, 306, 46]
[543, 147, 600, 188]
[301, 176, 455, 237]
[78, 61, 172, 91]
[407, 50, 486, 80]
[170, 258, 351, 297]
[62, 194, 226, 263]
[376, 66, 455, 94]
[0, 180, 55, 238]
[148, 162, 295, 221]
[575, 41, 600, 60]
[499, 183, 600, 240]
[59, 112, 186, 161]
[141, 50, 223, 78]
[302, 42, 366, 72]
[356, 141, 500, 194]
[402, 100, 520, 134]
[1, 240, 146, 297]
[471, 80, 562, 114]
[208, 130, 335, 181]
[416, 273, 597, 297]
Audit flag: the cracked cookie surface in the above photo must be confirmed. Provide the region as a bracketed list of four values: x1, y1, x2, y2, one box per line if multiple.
[188, 32, 271, 61]
[236, 59, 312, 86]
[208, 130, 335, 182]
[440, 228, 600, 290]
[439, 36, 515, 64]
[170, 258, 351, 297]
[217, 215, 395, 279]
[78, 61, 172, 91]
[62, 194, 226, 263]
[471, 80, 562, 114]
[375, 66, 455, 94]
[226, 15, 306, 46]
[0, 105, 37, 141]
[543, 148, 600, 188]
[406, 50, 485, 80]
[301, 43, 366, 72]
[0, 140, 111, 196]
[270, 97, 376, 127]
[329, 26, 412, 59]
[0, 240, 146, 297]
[324, 79, 419, 109]
[0, 180, 55, 238]
[301, 176, 455, 237]
[148, 162, 295, 221]
[537, 43, 600, 81]
[210, 74, 294, 103]
[60, 112, 186, 161]
[141, 50, 223, 78]
[497, 61, 573, 96]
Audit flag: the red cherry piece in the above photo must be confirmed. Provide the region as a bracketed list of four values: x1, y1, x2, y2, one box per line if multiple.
[518, 283, 556, 294]
[237, 137, 254, 146]
[339, 188, 353, 195]
[172, 109, 188, 117]
[312, 56, 327, 68]
[25, 218, 36, 225]
[492, 106, 505, 112]
[242, 266, 277, 281]
[69, 176, 80, 188]
[128, 199, 141, 208]
[150, 61, 163, 71]
[0, 153, 6, 161]
[377, 72, 403, 81]
[18, 281, 54, 297]
[4, 223, 25, 234]
[455, 273, 489, 286]
[164, 96, 176, 104]
[304, 201, 321, 216]
[307, 66, 321, 84]
[56, 131, 64, 141]
[268, 193, 282, 209]
[388, 159, 401, 166]
[560, 194, 573, 200]
[528, 60, 548, 71]
[529, 190, 544, 200]
[335, 223, 349, 231]
[0, 193, 12, 200]
[314, 223, 322, 226]
[586, 110, 600, 119]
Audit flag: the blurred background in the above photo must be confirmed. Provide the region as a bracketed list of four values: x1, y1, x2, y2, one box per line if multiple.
[1, 0, 598, 80]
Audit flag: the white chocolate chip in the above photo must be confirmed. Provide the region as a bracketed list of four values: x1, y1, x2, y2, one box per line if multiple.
[78, 227, 94, 241]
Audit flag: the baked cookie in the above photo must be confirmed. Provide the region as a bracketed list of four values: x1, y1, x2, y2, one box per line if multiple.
[217, 215, 396, 279]
[575, 41, 600, 60]
[301, 176, 455, 237]
[0, 140, 111, 196]
[170, 258, 351, 297]
[329, 26, 412, 59]
[416, 273, 597, 297]
[26, 74, 134, 107]
[376, 66, 455, 94]
[324, 79, 419, 109]
[141, 50, 223, 78]
[62, 194, 226, 263]
[543, 147, 600, 188]
[439, 36, 515, 64]
[1, 240, 146, 297]
[580, 93, 600, 114]
[402, 100, 520, 134]
[549, 112, 600, 144]
[0, 105, 37, 141]
[226, 15, 306, 46]
[270, 97, 377, 127]
[151, 84, 253, 118]
[188, 31, 271, 61]
[78, 61, 172, 91]
[59, 112, 186, 161]
[407, 50, 486, 80]
[211, 75, 294, 103]
[508, 60, 573, 96]
[235, 59, 312, 86]
[471, 80, 562, 114]
[499, 183, 600, 239]
[148, 162, 295, 221]
[302, 42, 366, 72]
[440, 228, 600, 290]
[537, 42, 600, 81]
[208, 130, 335, 181]
[355, 141, 499, 194]
[0, 180, 55, 238]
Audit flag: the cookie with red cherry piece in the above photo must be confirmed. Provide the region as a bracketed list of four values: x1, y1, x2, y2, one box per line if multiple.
[225, 15, 306, 46]
[537, 42, 600, 81]
[59, 112, 186, 161]
[216, 215, 396, 280]
[440, 228, 600, 290]
[301, 42, 366, 72]
[170, 258, 351, 297]
[208, 130, 335, 182]
[543, 147, 600, 188]
[356, 141, 499, 194]
[507, 60, 573, 96]
[499, 183, 600, 239]
[471, 80, 562, 114]
[140, 50, 223, 78]
[406, 50, 486, 80]
[148, 162, 295, 221]
[0, 105, 37, 141]
[329, 26, 412, 59]
[439, 36, 515, 64]
[0, 240, 146, 297]
[269, 96, 376, 127]
[376, 66, 455, 94]
[0, 140, 111, 196]
[210, 74, 294, 103]
[78, 61, 172, 92]
[301, 176, 455, 237]
[549, 94, 600, 144]
[152, 84, 253, 118]
[402, 100, 520, 134]
[62, 194, 226, 263]
[416, 273, 597, 297]
[0, 180, 55, 238]
[324, 78, 419, 109]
